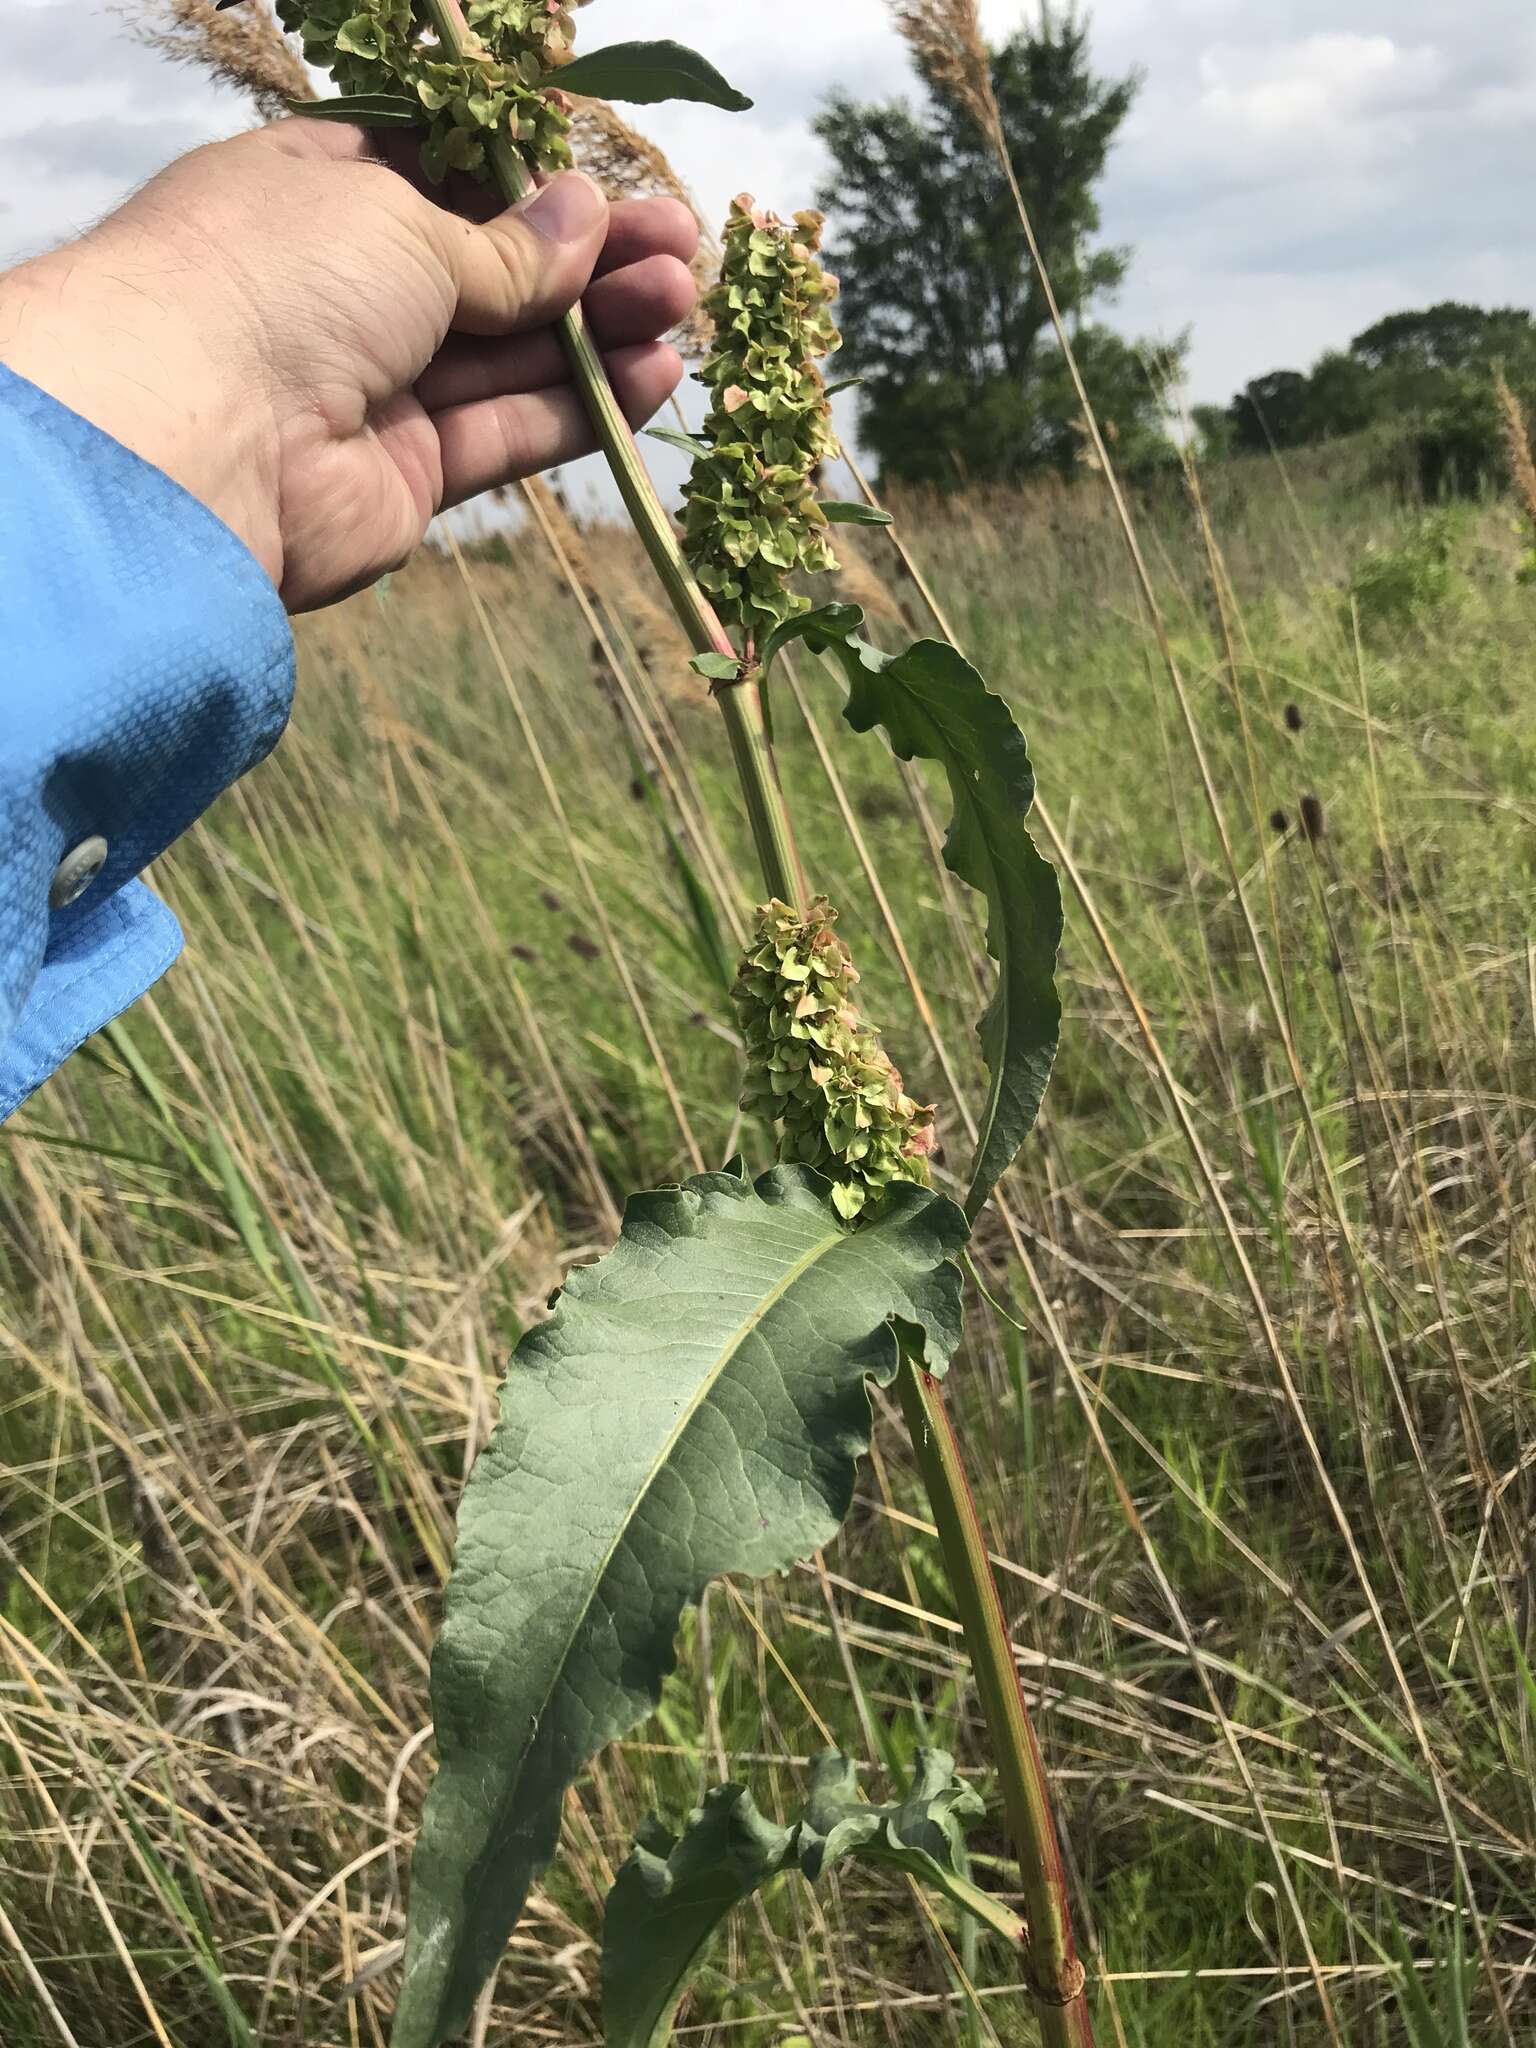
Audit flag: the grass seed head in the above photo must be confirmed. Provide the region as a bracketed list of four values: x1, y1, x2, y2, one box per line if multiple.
[682, 197, 844, 644]
[734, 897, 936, 1222]
[1494, 367, 1536, 535]
[124, 0, 313, 119]
[887, 0, 999, 135]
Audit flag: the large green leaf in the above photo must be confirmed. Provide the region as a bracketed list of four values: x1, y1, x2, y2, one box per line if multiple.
[391, 1167, 966, 2048]
[552, 40, 753, 112]
[603, 1750, 1009, 2048]
[768, 608, 1062, 1217]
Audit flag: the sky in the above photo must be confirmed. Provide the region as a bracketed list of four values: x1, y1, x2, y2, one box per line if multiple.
[3, 0, 1532, 440]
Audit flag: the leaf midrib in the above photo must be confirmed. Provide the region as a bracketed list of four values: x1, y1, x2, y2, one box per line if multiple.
[477, 1210, 846, 1866]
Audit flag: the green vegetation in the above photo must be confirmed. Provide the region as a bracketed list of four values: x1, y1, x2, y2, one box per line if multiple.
[1197, 301, 1536, 499]
[815, 14, 1179, 485]
[4, 432, 1534, 2044]
[7, 6, 1536, 2046]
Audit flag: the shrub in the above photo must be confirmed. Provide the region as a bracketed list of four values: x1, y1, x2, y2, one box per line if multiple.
[1345, 512, 1465, 638]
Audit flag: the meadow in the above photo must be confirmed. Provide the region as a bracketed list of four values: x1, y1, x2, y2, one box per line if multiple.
[2, 434, 1534, 2047]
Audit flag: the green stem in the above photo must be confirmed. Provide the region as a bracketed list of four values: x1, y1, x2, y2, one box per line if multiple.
[898, 1356, 1094, 2047]
[415, 10, 1081, 2029]
[415, 0, 800, 906]
[486, 131, 803, 905]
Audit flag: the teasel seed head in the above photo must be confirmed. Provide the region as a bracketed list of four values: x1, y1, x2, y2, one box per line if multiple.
[681, 196, 844, 645]
[734, 898, 937, 1222]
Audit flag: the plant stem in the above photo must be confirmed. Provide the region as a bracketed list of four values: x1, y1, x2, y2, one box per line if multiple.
[417, 0, 802, 905]
[488, 131, 804, 904]
[416, 11, 1082, 2027]
[898, 1356, 1094, 2047]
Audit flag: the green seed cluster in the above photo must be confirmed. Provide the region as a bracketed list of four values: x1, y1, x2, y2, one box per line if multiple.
[734, 899, 937, 1222]
[683, 197, 843, 646]
[276, 0, 575, 180]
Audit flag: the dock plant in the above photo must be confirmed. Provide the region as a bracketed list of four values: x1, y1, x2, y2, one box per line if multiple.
[267, 4, 1092, 2043]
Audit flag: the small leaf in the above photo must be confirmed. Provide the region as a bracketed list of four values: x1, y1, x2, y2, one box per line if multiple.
[602, 1788, 797, 2048]
[818, 501, 893, 527]
[689, 652, 742, 683]
[823, 376, 865, 397]
[552, 40, 753, 113]
[602, 1750, 1005, 2047]
[391, 1169, 966, 2048]
[798, 1749, 1010, 1937]
[288, 92, 422, 127]
[645, 426, 710, 457]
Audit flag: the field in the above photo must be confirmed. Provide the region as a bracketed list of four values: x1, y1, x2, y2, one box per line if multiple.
[3, 439, 1534, 2047]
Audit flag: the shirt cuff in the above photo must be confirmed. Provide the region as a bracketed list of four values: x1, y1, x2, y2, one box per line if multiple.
[0, 362, 295, 1118]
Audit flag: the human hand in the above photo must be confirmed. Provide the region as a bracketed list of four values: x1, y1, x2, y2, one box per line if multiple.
[0, 120, 697, 612]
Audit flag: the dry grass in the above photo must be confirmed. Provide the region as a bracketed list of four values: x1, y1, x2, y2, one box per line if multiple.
[886, 0, 998, 136]
[4, 443, 1536, 2045]
[123, 0, 313, 119]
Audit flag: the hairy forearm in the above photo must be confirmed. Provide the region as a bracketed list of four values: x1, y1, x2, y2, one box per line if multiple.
[0, 231, 282, 581]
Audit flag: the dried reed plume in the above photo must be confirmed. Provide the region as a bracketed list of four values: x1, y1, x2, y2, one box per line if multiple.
[887, 0, 1000, 137]
[1494, 368, 1536, 534]
[567, 98, 720, 355]
[123, 0, 313, 120]
[831, 529, 906, 627]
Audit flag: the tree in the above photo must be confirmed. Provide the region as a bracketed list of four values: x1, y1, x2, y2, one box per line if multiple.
[1229, 370, 1312, 453]
[815, 11, 1177, 485]
[1351, 302, 1534, 375]
[1221, 301, 1536, 494]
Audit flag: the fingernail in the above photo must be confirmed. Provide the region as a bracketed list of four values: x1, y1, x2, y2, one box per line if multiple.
[518, 171, 606, 245]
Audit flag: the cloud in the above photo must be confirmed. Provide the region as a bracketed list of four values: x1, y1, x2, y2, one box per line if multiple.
[1, 0, 1531, 451]
[1197, 33, 1444, 137]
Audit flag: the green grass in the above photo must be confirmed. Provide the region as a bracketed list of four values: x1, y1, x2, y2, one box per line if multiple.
[2, 440, 1533, 2047]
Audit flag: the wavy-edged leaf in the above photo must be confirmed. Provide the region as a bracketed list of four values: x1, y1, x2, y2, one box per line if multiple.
[603, 1751, 1006, 2047]
[798, 1749, 1009, 1937]
[780, 609, 1061, 1216]
[288, 92, 422, 127]
[553, 40, 753, 113]
[818, 500, 894, 527]
[603, 1786, 797, 2048]
[758, 601, 867, 680]
[843, 640, 1061, 1215]
[391, 1168, 966, 2048]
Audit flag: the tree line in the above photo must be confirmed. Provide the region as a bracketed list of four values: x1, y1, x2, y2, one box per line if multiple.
[1194, 305, 1536, 495]
[818, 14, 1531, 496]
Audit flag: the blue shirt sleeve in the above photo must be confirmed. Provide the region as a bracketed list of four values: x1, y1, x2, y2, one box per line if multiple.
[0, 362, 295, 1121]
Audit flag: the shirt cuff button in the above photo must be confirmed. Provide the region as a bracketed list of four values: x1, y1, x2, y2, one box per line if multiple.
[50, 835, 110, 911]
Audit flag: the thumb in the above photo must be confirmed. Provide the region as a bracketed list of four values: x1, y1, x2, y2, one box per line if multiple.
[439, 171, 611, 337]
